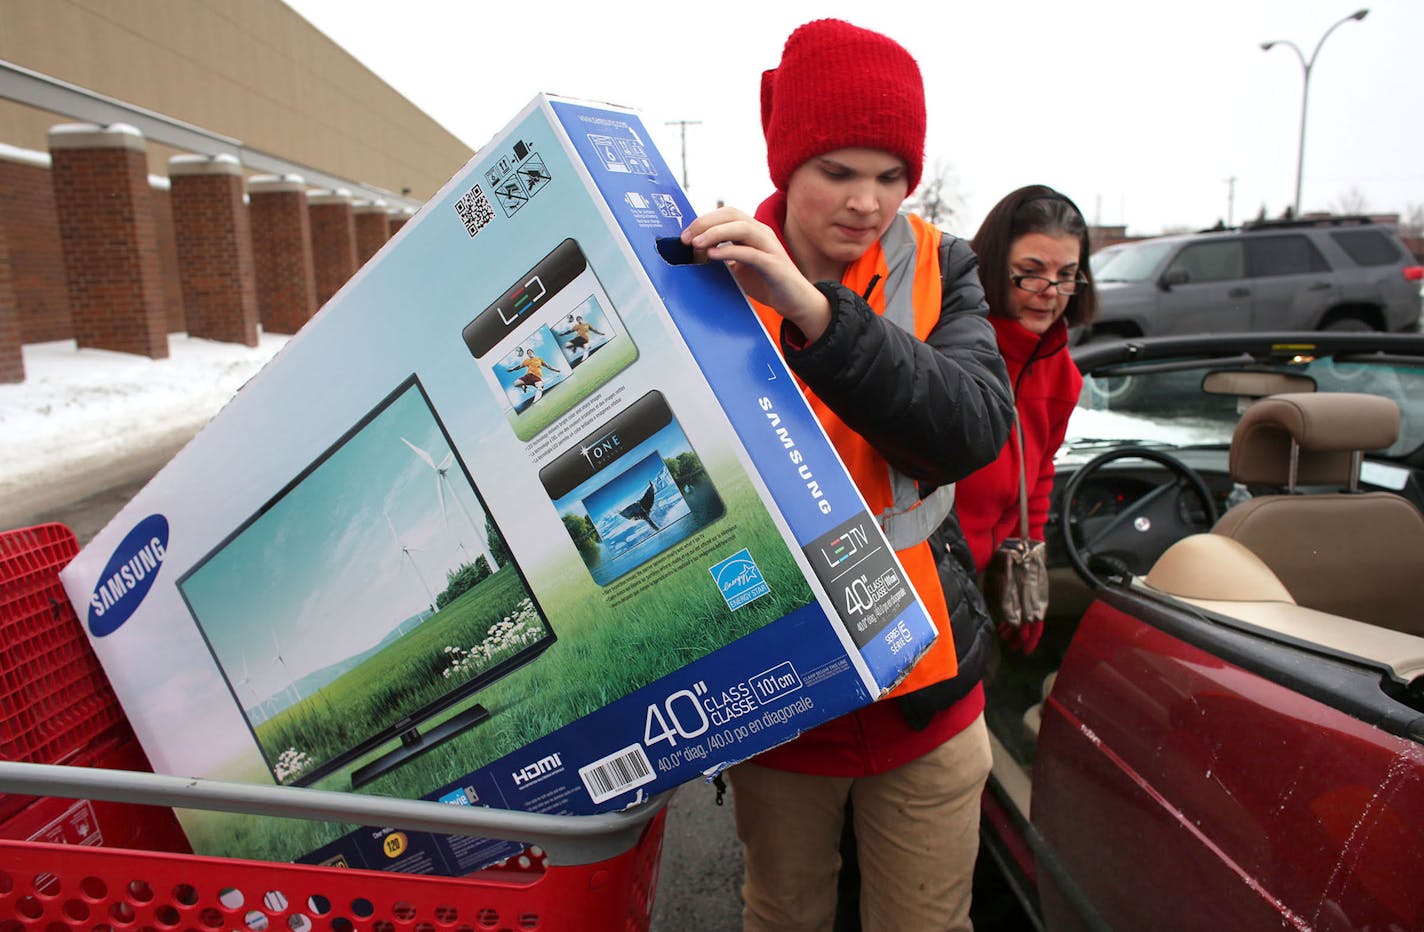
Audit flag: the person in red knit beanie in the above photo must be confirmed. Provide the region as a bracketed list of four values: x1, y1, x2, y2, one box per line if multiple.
[759, 19, 926, 195]
[959, 185, 1098, 653]
[680, 18, 1013, 931]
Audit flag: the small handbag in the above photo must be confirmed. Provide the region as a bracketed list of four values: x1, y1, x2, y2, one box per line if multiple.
[981, 412, 1049, 632]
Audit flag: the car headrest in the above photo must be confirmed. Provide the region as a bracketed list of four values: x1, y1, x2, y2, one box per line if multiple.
[1230, 392, 1400, 487]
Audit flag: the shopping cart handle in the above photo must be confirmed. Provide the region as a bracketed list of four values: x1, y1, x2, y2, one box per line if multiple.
[0, 759, 672, 866]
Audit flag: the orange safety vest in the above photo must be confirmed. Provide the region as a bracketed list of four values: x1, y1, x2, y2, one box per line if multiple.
[752, 212, 958, 697]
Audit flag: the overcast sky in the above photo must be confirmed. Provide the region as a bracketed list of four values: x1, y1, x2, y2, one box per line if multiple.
[283, 0, 1422, 238]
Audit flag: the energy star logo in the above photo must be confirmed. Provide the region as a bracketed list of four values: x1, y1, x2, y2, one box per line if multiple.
[710, 549, 771, 611]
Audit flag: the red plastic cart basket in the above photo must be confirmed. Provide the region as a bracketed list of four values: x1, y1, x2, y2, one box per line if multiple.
[0, 762, 668, 931]
[0, 522, 188, 853]
[0, 522, 132, 772]
[0, 524, 669, 930]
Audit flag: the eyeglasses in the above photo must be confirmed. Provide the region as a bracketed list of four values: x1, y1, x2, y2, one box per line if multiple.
[1011, 273, 1090, 296]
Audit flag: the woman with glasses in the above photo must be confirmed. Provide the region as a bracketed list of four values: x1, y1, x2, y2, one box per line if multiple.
[956, 185, 1098, 653]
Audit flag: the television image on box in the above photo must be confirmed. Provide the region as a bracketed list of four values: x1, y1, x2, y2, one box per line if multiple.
[177, 375, 554, 789]
[541, 391, 724, 586]
[551, 296, 616, 368]
[462, 238, 638, 441]
[492, 326, 569, 415]
[582, 451, 692, 557]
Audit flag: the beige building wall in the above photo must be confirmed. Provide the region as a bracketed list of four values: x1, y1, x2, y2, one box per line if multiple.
[0, 0, 473, 199]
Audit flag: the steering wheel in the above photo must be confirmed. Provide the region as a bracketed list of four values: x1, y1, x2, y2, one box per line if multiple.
[1058, 447, 1220, 588]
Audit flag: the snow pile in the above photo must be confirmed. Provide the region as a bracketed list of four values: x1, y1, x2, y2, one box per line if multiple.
[0, 334, 288, 503]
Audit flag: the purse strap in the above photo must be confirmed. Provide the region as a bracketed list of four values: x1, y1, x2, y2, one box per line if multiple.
[1012, 408, 1030, 540]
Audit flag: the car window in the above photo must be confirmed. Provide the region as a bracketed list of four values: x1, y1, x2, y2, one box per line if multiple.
[1165, 240, 1244, 283]
[1089, 246, 1123, 275]
[1308, 357, 1424, 457]
[1093, 241, 1173, 282]
[1329, 229, 1405, 266]
[1245, 235, 1330, 277]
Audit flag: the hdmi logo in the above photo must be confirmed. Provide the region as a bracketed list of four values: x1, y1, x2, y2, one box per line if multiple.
[512, 752, 562, 786]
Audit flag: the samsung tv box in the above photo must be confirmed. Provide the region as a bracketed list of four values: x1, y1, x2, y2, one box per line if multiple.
[59, 93, 941, 875]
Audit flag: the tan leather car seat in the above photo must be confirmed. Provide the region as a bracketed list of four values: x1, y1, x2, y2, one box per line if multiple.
[1212, 393, 1424, 636]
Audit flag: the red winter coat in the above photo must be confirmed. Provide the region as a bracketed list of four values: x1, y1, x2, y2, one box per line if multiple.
[956, 315, 1083, 573]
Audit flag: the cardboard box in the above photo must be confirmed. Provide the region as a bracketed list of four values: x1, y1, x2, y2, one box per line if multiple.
[59, 94, 940, 875]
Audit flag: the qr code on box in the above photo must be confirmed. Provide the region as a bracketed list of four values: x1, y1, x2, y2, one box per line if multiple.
[455, 184, 495, 238]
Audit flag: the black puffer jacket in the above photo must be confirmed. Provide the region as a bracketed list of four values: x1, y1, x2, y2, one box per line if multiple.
[780, 234, 1014, 727]
[786, 236, 1013, 484]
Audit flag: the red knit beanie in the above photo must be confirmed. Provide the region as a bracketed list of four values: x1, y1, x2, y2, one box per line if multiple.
[761, 19, 926, 193]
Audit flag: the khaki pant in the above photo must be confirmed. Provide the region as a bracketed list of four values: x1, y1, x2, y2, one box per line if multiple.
[728, 713, 991, 932]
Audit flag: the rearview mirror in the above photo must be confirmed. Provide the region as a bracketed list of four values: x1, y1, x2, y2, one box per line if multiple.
[1201, 370, 1317, 399]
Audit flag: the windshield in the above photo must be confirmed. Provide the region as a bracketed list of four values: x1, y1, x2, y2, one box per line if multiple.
[1092, 241, 1175, 283]
[1068, 352, 1424, 460]
[1088, 246, 1122, 276]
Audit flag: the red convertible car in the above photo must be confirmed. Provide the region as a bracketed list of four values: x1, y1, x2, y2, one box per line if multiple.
[978, 331, 1424, 931]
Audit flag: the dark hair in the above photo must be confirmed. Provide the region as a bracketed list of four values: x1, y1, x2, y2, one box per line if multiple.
[971, 184, 1098, 328]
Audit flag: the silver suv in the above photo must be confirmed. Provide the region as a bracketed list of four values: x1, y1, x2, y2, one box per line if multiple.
[1085, 217, 1423, 340]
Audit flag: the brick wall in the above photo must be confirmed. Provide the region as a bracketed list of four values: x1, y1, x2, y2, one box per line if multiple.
[248, 175, 317, 335]
[389, 208, 414, 237]
[1398, 234, 1424, 264]
[0, 221, 21, 382]
[49, 124, 168, 359]
[308, 190, 357, 308]
[1088, 225, 1144, 253]
[354, 200, 390, 266]
[149, 181, 186, 333]
[0, 152, 71, 343]
[169, 155, 258, 346]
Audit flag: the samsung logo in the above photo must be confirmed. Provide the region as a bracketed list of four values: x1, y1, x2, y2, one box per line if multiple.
[88, 514, 169, 637]
[759, 396, 831, 515]
[512, 752, 562, 787]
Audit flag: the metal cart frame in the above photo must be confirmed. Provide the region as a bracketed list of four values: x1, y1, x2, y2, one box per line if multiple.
[0, 522, 669, 930]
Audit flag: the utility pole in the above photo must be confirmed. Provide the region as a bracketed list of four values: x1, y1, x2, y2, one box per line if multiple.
[1226, 176, 1237, 226]
[664, 119, 701, 189]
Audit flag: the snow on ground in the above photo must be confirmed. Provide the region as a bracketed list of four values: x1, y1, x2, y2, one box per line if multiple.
[2, 333, 1225, 492]
[0, 333, 288, 503]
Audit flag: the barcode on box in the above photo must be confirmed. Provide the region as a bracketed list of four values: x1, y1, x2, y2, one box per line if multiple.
[454, 183, 495, 238]
[579, 744, 654, 803]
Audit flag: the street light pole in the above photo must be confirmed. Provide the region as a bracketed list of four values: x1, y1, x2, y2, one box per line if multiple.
[1261, 8, 1368, 216]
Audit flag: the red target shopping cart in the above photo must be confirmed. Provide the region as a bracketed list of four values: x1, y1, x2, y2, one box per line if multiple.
[0, 523, 668, 930]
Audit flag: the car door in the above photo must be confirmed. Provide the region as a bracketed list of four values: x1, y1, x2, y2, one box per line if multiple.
[1029, 589, 1424, 932]
[1243, 234, 1338, 329]
[1157, 240, 1250, 334]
